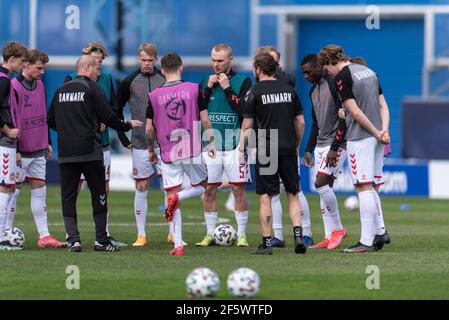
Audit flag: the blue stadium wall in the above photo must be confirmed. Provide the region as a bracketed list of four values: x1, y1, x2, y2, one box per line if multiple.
[1, 0, 449, 160]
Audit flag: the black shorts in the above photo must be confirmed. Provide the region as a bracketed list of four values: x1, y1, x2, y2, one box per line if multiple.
[255, 155, 299, 196]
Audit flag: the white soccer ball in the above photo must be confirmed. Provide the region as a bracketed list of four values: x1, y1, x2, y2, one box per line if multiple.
[344, 195, 359, 212]
[213, 224, 237, 246]
[3, 227, 25, 247]
[227, 267, 260, 298]
[186, 267, 221, 298]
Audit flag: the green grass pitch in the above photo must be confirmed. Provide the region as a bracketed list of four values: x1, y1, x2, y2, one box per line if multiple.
[1, 186, 448, 300]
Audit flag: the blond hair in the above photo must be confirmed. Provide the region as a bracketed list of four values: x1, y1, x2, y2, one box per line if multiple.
[138, 43, 158, 57]
[255, 46, 281, 62]
[82, 41, 108, 59]
[212, 44, 233, 57]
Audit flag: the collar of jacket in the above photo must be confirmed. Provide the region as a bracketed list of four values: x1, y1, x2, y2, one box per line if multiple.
[140, 67, 160, 77]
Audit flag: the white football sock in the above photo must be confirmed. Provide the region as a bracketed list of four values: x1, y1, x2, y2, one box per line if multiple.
[178, 185, 205, 201]
[5, 188, 20, 229]
[234, 211, 248, 236]
[0, 192, 12, 241]
[271, 194, 284, 240]
[173, 209, 183, 248]
[320, 198, 333, 239]
[31, 186, 50, 238]
[204, 212, 218, 235]
[373, 190, 386, 235]
[134, 190, 148, 237]
[358, 190, 377, 246]
[317, 185, 343, 232]
[299, 191, 312, 237]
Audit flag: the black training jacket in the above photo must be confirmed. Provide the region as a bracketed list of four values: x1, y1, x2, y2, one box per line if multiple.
[47, 76, 132, 164]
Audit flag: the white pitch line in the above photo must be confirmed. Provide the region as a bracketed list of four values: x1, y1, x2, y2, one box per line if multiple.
[44, 217, 230, 227]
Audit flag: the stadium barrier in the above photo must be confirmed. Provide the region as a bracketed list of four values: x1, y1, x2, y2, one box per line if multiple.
[45, 157, 449, 199]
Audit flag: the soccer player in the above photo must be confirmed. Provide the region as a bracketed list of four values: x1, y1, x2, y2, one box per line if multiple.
[241, 53, 306, 255]
[117, 43, 165, 247]
[254, 46, 313, 248]
[5, 49, 66, 248]
[347, 56, 390, 245]
[64, 42, 127, 247]
[146, 52, 215, 256]
[255, 46, 295, 87]
[301, 53, 347, 250]
[47, 55, 142, 253]
[318, 44, 390, 253]
[0, 41, 28, 251]
[196, 44, 252, 247]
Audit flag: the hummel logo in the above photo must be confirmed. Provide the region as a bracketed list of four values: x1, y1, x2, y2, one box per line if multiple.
[99, 194, 106, 206]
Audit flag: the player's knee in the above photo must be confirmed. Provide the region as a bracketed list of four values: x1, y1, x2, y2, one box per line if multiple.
[136, 181, 149, 192]
[355, 184, 372, 193]
[231, 185, 246, 200]
[315, 174, 332, 189]
[30, 181, 46, 190]
[259, 194, 271, 206]
[204, 187, 217, 201]
[315, 181, 327, 189]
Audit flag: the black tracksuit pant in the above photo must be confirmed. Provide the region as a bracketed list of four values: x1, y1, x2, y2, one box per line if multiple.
[59, 161, 108, 244]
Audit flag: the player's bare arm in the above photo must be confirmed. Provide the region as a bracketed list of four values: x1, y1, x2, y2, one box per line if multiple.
[304, 109, 318, 168]
[45, 145, 53, 160]
[379, 94, 391, 144]
[145, 118, 157, 164]
[0, 125, 19, 139]
[344, 98, 384, 142]
[200, 109, 216, 158]
[239, 118, 254, 165]
[294, 114, 305, 152]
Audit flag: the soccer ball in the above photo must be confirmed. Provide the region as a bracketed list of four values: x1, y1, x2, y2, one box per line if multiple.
[3, 227, 25, 247]
[213, 224, 237, 246]
[344, 195, 359, 212]
[185, 267, 220, 298]
[227, 267, 260, 298]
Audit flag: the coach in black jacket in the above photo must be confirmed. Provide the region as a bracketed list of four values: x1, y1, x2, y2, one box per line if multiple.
[47, 55, 142, 252]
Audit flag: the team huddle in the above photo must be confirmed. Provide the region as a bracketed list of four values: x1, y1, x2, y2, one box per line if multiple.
[0, 40, 391, 255]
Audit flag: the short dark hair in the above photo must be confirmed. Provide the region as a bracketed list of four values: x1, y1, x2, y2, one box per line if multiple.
[28, 49, 49, 65]
[2, 41, 28, 62]
[301, 54, 318, 66]
[253, 53, 277, 77]
[161, 52, 182, 73]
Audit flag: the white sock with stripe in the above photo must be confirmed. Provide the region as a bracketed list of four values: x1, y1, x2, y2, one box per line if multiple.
[173, 209, 183, 248]
[320, 198, 333, 240]
[5, 188, 20, 229]
[134, 190, 148, 237]
[317, 185, 343, 232]
[204, 212, 218, 235]
[299, 191, 312, 237]
[31, 186, 50, 238]
[373, 190, 386, 235]
[0, 192, 12, 242]
[271, 194, 284, 240]
[234, 211, 248, 236]
[358, 190, 377, 246]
